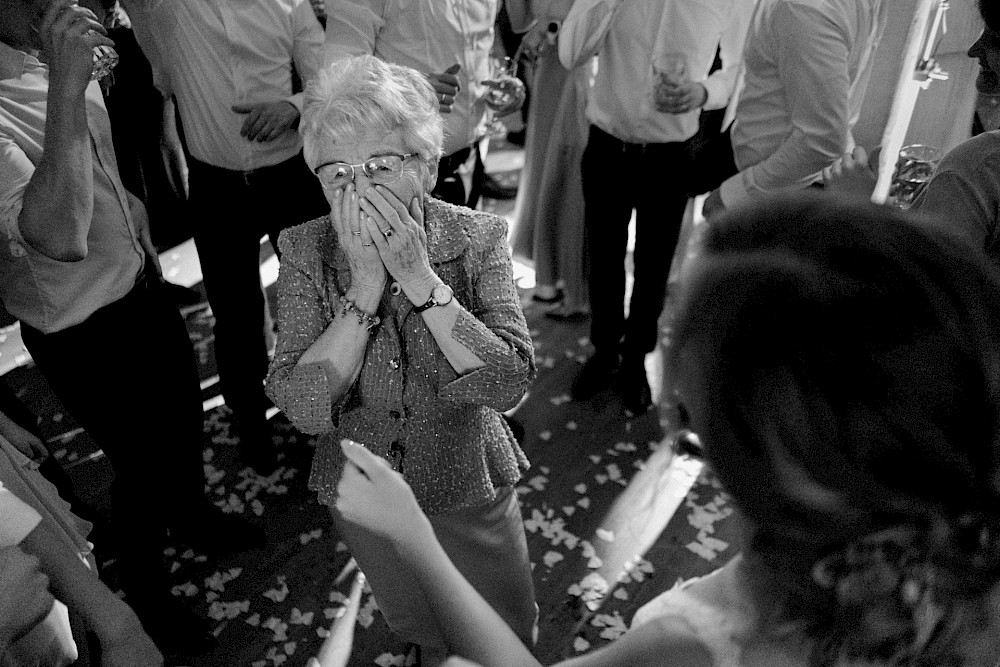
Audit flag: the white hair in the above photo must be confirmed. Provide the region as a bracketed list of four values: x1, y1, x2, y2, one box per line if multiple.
[301, 55, 444, 169]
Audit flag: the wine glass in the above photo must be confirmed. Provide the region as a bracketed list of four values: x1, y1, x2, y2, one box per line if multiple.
[889, 144, 942, 209]
[483, 56, 526, 139]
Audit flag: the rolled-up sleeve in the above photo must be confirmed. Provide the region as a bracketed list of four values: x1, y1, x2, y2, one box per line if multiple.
[0, 131, 33, 247]
[0, 481, 42, 548]
[265, 235, 341, 435]
[438, 216, 535, 410]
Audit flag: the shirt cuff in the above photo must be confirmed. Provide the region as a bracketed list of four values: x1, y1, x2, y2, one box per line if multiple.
[701, 77, 730, 111]
[286, 93, 305, 114]
[0, 488, 42, 548]
[719, 171, 751, 210]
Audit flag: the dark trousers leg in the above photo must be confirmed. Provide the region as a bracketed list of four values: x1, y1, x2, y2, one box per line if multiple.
[625, 142, 692, 355]
[188, 154, 327, 445]
[432, 144, 486, 209]
[20, 277, 205, 596]
[581, 126, 640, 356]
[686, 127, 737, 196]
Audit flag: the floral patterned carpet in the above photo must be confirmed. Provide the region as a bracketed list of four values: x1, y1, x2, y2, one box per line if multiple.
[6, 272, 741, 667]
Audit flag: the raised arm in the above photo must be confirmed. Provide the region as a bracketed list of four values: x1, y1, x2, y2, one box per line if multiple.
[337, 441, 716, 667]
[718, 3, 851, 209]
[16, 1, 116, 261]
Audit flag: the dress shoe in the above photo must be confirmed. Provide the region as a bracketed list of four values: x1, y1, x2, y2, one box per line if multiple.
[616, 356, 652, 415]
[571, 352, 620, 400]
[673, 429, 704, 457]
[170, 507, 266, 555]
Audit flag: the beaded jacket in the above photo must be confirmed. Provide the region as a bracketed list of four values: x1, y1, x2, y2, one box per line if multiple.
[266, 198, 534, 516]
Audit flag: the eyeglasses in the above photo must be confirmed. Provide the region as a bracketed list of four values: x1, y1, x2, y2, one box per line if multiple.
[313, 153, 419, 191]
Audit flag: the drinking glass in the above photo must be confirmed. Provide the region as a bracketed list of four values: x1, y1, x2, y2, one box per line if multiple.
[652, 53, 688, 109]
[889, 144, 942, 209]
[31, 1, 119, 81]
[483, 56, 526, 139]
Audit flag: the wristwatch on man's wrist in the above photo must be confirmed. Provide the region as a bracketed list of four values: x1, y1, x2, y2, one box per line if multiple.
[413, 283, 454, 313]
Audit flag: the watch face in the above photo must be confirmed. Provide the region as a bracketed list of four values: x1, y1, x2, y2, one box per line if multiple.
[432, 284, 453, 305]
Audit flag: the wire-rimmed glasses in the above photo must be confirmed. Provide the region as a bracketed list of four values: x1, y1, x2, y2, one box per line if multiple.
[313, 153, 419, 191]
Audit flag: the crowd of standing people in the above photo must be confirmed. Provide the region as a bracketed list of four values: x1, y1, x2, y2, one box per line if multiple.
[2, 0, 1000, 665]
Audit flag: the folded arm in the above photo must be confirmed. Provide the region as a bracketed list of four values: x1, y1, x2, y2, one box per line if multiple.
[719, 4, 851, 208]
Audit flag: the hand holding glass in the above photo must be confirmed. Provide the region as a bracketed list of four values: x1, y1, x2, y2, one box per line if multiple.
[652, 53, 689, 110]
[484, 57, 526, 138]
[889, 144, 941, 209]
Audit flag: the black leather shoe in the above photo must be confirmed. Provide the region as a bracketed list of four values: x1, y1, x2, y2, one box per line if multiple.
[673, 429, 704, 457]
[571, 352, 620, 400]
[617, 357, 652, 415]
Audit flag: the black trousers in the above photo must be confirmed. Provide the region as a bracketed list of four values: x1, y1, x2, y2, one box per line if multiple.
[582, 125, 692, 357]
[432, 142, 487, 209]
[187, 152, 328, 446]
[21, 268, 205, 595]
[686, 126, 738, 196]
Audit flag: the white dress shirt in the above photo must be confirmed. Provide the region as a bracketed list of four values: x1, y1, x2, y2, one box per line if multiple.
[323, 0, 497, 157]
[559, 0, 753, 145]
[125, 0, 324, 172]
[720, 0, 886, 207]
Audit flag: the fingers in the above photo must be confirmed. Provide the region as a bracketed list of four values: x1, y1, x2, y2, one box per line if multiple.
[359, 187, 403, 237]
[444, 63, 462, 75]
[328, 187, 346, 236]
[851, 146, 868, 165]
[339, 439, 383, 477]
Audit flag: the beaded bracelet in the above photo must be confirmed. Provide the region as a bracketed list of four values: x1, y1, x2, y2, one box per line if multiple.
[338, 295, 381, 331]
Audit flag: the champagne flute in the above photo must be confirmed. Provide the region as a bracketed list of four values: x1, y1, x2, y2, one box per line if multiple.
[483, 56, 526, 139]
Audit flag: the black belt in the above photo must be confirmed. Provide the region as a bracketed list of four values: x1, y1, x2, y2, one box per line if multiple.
[437, 145, 474, 178]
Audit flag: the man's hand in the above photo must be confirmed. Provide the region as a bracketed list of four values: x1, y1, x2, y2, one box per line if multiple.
[654, 81, 708, 115]
[125, 191, 162, 278]
[425, 64, 462, 114]
[822, 146, 878, 201]
[0, 546, 53, 653]
[38, 0, 115, 100]
[232, 101, 300, 142]
[0, 411, 48, 461]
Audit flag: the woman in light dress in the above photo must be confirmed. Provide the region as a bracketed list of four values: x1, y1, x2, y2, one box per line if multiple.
[508, 0, 591, 320]
[335, 194, 1000, 666]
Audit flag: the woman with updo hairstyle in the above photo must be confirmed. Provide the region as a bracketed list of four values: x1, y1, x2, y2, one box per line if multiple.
[334, 193, 1000, 666]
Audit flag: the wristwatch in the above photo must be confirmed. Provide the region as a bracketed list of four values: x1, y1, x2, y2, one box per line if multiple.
[413, 283, 454, 313]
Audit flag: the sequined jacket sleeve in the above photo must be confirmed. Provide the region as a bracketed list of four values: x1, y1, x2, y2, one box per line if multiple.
[265, 220, 342, 435]
[439, 212, 535, 411]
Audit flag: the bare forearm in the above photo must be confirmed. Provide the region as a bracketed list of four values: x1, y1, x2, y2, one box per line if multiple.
[399, 528, 541, 666]
[19, 92, 93, 261]
[297, 286, 380, 401]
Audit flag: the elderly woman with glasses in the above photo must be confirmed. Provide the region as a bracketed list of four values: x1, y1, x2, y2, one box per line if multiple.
[265, 55, 537, 660]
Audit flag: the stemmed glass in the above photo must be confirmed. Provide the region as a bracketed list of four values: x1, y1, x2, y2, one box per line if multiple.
[483, 56, 526, 139]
